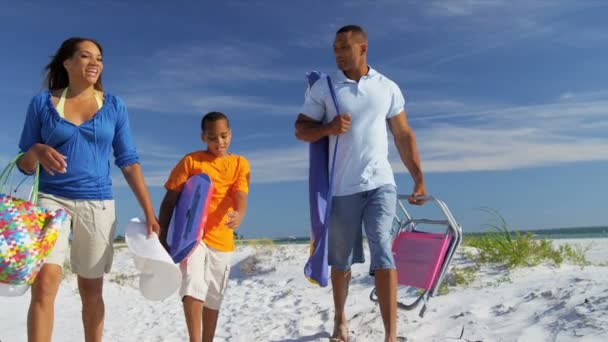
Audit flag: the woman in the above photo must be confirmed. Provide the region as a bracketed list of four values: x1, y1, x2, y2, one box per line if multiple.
[17, 37, 160, 342]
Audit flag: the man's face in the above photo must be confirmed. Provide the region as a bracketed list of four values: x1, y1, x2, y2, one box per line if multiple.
[333, 32, 366, 72]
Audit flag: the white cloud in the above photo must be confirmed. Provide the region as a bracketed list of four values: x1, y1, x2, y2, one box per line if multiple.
[557, 26, 608, 47]
[112, 141, 310, 187]
[429, 0, 505, 17]
[558, 90, 608, 103]
[141, 41, 301, 85]
[408, 98, 608, 125]
[246, 145, 309, 183]
[126, 92, 299, 116]
[426, 0, 586, 18]
[117, 92, 608, 185]
[407, 99, 470, 115]
[286, 18, 347, 49]
[393, 126, 608, 173]
[374, 1, 604, 68]
[116, 40, 304, 116]
[154, 43, 297, 83]
[391, 95, 608, 173]
[104, 1, 608, 185]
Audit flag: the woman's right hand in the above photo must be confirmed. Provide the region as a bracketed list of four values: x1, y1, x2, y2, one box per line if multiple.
[32, 144, 67, 175]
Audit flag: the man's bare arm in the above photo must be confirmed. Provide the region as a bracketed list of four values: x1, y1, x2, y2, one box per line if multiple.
[388, 110, 427, 204]
[294, 113, 351, 143]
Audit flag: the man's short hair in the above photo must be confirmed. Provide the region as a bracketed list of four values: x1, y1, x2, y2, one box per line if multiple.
[336, 25, 367, 41]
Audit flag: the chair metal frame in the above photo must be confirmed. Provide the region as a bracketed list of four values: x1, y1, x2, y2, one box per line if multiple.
[370, 195, 463, 317]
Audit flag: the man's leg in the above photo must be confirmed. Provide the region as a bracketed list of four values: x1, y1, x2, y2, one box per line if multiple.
[331, 268, 351, 341]
[328, 192, 365, 342]
[183, 296, 204, 342]
[363, 185, 398, 342]
[78, 276, 105, 342]
[374, 269, 398, 342]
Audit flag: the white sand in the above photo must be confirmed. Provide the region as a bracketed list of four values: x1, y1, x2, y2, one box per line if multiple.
[1, 238, 607, 341]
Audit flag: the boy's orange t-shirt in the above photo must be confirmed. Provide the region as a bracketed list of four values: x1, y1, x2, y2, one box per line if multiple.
[164, 151, 250, 252]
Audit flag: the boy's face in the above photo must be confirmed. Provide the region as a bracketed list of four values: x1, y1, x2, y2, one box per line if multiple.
[202, 119, 232, 157]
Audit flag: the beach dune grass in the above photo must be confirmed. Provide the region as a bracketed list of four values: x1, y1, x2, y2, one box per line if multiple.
[463, 209, 590, 268]
[237, 238, 275, 246]
[434, 210, 593, 294]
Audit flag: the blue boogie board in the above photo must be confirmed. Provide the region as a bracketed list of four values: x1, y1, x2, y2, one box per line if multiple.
[167, 173, 214, 263]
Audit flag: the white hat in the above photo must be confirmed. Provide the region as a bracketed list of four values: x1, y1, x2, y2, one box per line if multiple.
[125, 218, 181, 301]
[0, 283, 29, 297]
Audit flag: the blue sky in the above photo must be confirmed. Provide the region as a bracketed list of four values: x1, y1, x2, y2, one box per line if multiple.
[1, 0, 607, 238]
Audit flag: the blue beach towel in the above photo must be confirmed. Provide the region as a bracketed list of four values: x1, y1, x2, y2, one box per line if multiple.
[303, 71, 340, 287]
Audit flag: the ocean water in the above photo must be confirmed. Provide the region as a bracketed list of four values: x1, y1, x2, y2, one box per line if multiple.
[532, 231, 608, 240]
[267, 227, 608, 245]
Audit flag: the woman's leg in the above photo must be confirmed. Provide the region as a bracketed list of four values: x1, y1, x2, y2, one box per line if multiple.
[78, 276, 105, 342]
[27, 264, 63, 342]
[28, 194, 72, 342]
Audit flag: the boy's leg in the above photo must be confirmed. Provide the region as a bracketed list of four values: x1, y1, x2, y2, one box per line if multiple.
[202, 307, 219, 342]
[327, 193, 365, 342]
[201, 246, 232, 341]
[363, 185, 398, 342]
[183, 296, 204, 342]
[179, 244, 210, 341]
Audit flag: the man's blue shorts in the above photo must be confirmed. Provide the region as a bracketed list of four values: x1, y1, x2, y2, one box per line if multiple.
[328, 184, 397, 272]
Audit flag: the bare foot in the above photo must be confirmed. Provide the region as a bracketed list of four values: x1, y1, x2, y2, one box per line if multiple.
[330, 320, 348, 342]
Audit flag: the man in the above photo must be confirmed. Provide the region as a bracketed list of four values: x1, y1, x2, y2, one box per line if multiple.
[294, 25, 427, 342]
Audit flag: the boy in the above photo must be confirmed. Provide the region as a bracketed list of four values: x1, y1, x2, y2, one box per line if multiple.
[159, 111, 250, 342]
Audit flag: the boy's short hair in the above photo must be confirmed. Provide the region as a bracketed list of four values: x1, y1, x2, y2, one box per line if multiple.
[201, 111, 230, 132]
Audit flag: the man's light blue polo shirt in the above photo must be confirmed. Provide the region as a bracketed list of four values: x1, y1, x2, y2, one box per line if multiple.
[300, 67, 405, 196]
